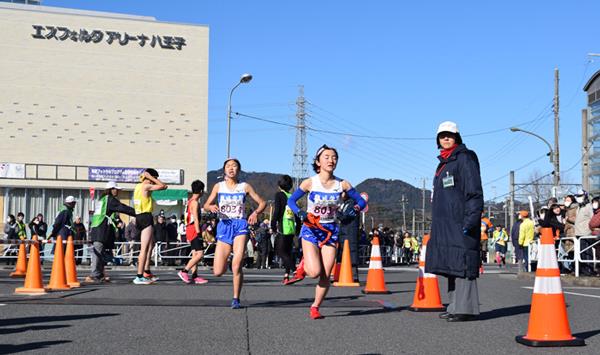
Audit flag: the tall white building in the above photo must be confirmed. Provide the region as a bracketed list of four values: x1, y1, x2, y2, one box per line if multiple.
[0, 2, 209, 226]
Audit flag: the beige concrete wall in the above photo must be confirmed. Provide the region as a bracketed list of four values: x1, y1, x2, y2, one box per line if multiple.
[0, 5, 208, 191]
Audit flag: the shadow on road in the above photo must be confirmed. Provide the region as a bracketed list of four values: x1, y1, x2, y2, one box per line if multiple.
[251, 295, 363, 308]
[573, 329, 600, 340]
[0, 313, 119, 327]
[0, 324, 70, 335]
[477, 305, 530, 320]
[330, 306, 408, 318]
[0, 340, 72, 354]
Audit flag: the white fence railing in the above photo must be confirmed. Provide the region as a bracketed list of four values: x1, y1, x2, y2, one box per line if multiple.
[521, 235, 599, 277]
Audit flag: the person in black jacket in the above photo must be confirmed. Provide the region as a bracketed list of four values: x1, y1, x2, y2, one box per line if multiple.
[154, 213, 168, 265]
[425, 121, 484, 322]
[72, 216, 87, 265]
[337, 193, 360, 281]
[271, 175, 297, 283]
[28, 214, 48, 239]
[85, 181, 136, 283]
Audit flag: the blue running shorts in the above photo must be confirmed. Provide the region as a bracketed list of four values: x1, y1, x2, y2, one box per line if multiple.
[216, 219, 249, 245]
[300, 222, 339, 247]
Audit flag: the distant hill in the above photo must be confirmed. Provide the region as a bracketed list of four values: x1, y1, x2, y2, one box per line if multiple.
[207, 170, 431, 229]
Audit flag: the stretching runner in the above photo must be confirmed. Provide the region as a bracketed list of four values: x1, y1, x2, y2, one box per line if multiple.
[177, 180, 208, 284]
[133, 169, 167, 285]
[203, 158, 266, 309]
[287, 145, 367, 319]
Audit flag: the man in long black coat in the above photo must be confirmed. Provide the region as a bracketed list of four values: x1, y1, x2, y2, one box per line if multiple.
[425, 121, 484, 322]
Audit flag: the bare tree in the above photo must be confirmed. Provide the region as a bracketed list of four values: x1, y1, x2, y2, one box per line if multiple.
[520, 170, 553, 205]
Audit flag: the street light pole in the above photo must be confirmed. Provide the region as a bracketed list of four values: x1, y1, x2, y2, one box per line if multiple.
[510, 126, 558, 196]
[226, 73, 253, 159]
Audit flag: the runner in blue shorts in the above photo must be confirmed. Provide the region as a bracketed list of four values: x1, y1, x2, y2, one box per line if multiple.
[203, 158, 266, 309]
[288, 144, 367, 319]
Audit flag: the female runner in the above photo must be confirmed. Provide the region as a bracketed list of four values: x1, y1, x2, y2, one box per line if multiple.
[287, 145, 366, 319]
[204, 158, 266, 309]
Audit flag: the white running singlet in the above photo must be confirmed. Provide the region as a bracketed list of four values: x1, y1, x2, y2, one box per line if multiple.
[217, 181, 247, 219]
[307, 175, 342, 224]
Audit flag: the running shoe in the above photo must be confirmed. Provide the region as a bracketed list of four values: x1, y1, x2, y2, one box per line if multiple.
[143, 273, 159, 282]
[83, 276, 101, 284]
[133, 276, 153, 285]
[193, 276, 208, 285]
[310, 306, 324, 320]
[177, 271, 191, 284]
[283, 275, 304, 285]
[231, 298, 241, 309]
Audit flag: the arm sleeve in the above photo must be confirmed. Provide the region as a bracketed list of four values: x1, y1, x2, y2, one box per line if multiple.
[287, 188, 306, 215]
[345, 188, 367, 210]
[108, 196, 136, 216]
[459, 151, 484, 231]
[50, 212, 66, 237]
[589, 212, 600, 230]
[271, 192, 286, 231]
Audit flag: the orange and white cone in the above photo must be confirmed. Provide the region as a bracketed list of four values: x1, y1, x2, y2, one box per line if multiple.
[409, 234, 445, 312]
[45, 236, 71, 291]
[10, 240, 28, 278]
[65, 236, 81, 288]
[333, 239, 360, 287]
[331, 262, 341, 282]
[361, 235, 390, 294]
[15, 236, 46, 295]
[516, 227, 585, 347]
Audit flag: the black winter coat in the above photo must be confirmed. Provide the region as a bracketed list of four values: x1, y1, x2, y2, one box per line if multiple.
[90, 195, 135, 248]
[425, 144, 484, 279]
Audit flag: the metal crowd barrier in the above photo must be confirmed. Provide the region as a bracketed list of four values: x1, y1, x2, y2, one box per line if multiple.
[521, 235, 599, 277]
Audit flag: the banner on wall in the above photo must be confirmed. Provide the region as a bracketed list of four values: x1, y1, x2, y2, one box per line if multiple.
[88, 166, 182, 184]
[0, 163, 25, 179]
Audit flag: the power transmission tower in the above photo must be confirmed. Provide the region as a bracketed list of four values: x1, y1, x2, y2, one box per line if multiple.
[292, 85, 308, 188]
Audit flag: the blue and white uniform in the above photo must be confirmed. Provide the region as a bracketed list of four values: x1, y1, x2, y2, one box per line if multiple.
[300, 175, 343, 247]
[216, 181, 249, 245]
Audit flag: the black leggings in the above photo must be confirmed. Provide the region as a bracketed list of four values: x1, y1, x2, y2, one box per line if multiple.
[275, 234, 295, 274]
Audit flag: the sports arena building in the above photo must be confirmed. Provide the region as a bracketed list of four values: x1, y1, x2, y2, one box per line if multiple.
[0, 2, 209, 227]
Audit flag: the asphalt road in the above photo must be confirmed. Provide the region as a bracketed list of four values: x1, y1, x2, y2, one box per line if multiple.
[1, 264, 599, 354]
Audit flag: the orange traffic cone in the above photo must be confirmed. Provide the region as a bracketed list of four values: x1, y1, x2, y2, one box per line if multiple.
[516, 228, 585, 347]
[362, 235, 390, 294]
[331, 262, 341, 282]
[15, 236, 46, 295]
[10, 240, 28, 278]
[333, 239, 360, 287]
[65, 236, 81, 288]
[45, 236, 71, 291]
[409, 234, 445, 311]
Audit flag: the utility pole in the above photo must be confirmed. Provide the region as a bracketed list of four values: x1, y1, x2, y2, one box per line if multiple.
[582, 109, 590, 191]
[553, 68, 560, 196]
[422, 178, 427, 236]
[400, 194, 407, 231]
[412, 209, 416, 235]
[292, 85, 308, 189]
[509, 171, 515, 232]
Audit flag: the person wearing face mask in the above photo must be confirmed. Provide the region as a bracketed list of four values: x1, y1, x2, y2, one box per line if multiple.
[588, 197, 600, 276]
[588, 197, 600, 235]
[560, 195, 577, 273]
[574, 189, 595, 276]
[4, 215, 18, 265]
[540, 203, 565, 245]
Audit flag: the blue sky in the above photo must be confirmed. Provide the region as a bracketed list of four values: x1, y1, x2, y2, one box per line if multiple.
[45, 0, 600, 200]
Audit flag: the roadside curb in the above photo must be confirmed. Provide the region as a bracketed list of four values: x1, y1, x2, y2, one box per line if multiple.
[517, 272, 600, 287]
